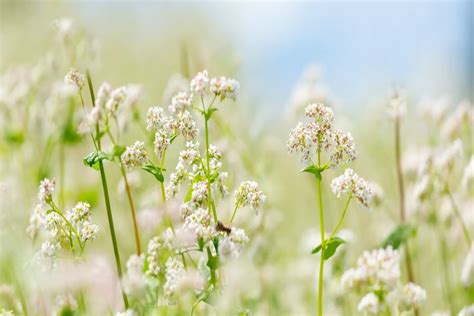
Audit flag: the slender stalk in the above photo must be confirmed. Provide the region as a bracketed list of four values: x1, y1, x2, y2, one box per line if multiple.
[86, 70, 129, 308]
[326, 196, 352, 242]
[229, 204, 239, 224]
[58, 141, 65, 209]
[394, 117, 416, 283]
[316, 146, 325, 316]
[119, 162, 142, 255]
[446, 186, 472, 246]
[204, 115, 218, 223]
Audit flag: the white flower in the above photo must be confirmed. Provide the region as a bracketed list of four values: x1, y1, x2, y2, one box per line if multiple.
[191, 181, 208, 206]
[210, 76, 240, 101]
[218, 227, 249, 259]
[79, 221, 99, 242]
[154, 129, 171, 158]
[105, 86, 127, 114]
[78, 106, 101, 135]
[358, 292, 380, 314]
[169, 92, 192, 114]
[400, 283, 427, 310]
[66, 201, 91, 224]
[183, 208, 215, 242]
[146, 237, 162, 277]
[124, 254, 146, 296]
[38, 178, 55, 203]
[95, 82, 112, 109]
[177, 110, 198, 140]
[53, 18, 75, 41]
[146, 106, 165, 131]
[331, 168, 373, 207]
[461, 243, 474, 287]
[462, 156, 474, 189]
[234, 180, 266, 213]
[330, 129, 357, 167]
[38, 240, 58, 270]
[164, 257, 185, 298]
[190, 70, 209, 97]
[435, 139, 463, 172]
[26, 204, 45, 239]
[305, 103, 334, 126]
[121, 141, 147, 168]
[64, 68, 85, 90]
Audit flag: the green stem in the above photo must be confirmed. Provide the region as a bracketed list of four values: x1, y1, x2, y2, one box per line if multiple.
[98, 160, 129, 308]
[446, 186, 472, 246]
[437, 226, 455, 314]
[229, 204, 239, 224]
[58, 141, 65, 209]
[316, 146, 325, 316]
[326, 195, 352, 242]
[86, 70, 129, 308]
[120, 162, 142, 255]
[204, 115, 218, 223]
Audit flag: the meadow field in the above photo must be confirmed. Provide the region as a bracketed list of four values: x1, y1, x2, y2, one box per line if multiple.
[0, 2, 473, 315]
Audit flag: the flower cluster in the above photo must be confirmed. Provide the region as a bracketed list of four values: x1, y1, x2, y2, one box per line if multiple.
[342, 247, 426, 314]
[287, 103, 356, 166]
[64, 68, 85, 90]
[331, 168, 374, 207]
[234, 180, 266, 213]
[190, 70, 240, 101]
[27, 178, 98, 270]
[121, 141, 147, 169]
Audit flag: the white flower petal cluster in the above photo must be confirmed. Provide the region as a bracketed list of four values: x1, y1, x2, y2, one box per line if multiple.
[341, 246, 400, 292]
[121, 141, 147, 169]
[331, 168, 373, 207]
[234, 180, 266, 213]
[64, 68, 84, 90]
[399, 282, 427, 310]
[164, 257, 185, 299]
[357, 292, 380, 314]
[37, 178, 55, 203]
[287, 103, 356, 165]
[123, 254, 146, 296]
[218, 227, 249, 259]
[190, 70, 240, 102]
[183, 208, 216, 242]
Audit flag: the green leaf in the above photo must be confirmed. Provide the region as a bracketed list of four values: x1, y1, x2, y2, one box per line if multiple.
[311, 236, 346, 260]
[381, 224, 416, 249]
[111, 145, 126, 160]
[83, 151, 109, 170]
[300, 165, 325, 179]
[142, 163, 165, 182]
[205, 108, 219, 120]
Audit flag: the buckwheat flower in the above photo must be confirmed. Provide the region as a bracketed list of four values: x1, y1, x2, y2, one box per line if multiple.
[79, 221, 99, 243]
[27, 204, 45, 239]
[146, 237, 162, 277]
[358, 292, 380, 314]
[183, 208, 215, 241]
[64, 68, 85, 90]
[78, 106, 101, 135]
[190, 70, 209, 97]
[124, 254, 146, 296]
[122, 84, 142, 109]
[95, 82, 112, 109]
[66, 201, 91, 224]
[234, 180, 266, 213]
[121, 141, 147, 168]
[154, 129, 171, 158]
[106, 86, 127, 114]
[177, 110, 198, 140]
[162, 227, 174, 250]
[459, 305, 474, 316]
[330, 129, 357, 167]
[169, 92, 192, 114]
[39, 240, 58, 270]
[38, 178, 55, 204]
[210, 76, 240, 101]
[331, 168, 373, 207]
[357, 246, 401, 289]
[287, 122, 312, 161]
[146, 106, 165, 131]
[164, 257, 185, 299]
[387, 89, 407, 119]
[191, 181, 208, 206]
[461, 243, 474, 287]
[399, 283, 427, 310]
[305, 103, 334, 127]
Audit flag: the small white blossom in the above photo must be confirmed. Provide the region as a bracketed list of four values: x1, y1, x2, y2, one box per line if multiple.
[64, 68, 84, 89]
[154, 129, 171, 158]
[399, 282, 427, 310]
[331, 168, 373, 207]
[169, 92, 192, 114]
[358, 292, 380, 314]
[121, 141, 147, 168]
[38, 178, 55, 204]
[146, 106, 165, 131]
[234, 180, 266, 213]
[164, 257, 185, 299]
[191, 181, 208, 206]
[146, 237, 162, 277]
[95, 82, 112, 109]
[190, 70, 209, 97]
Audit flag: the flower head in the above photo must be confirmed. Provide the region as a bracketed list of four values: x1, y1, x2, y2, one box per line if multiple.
[121, 141, 147, 168]
[331, 168, 373, 207]
[234, 180, 266, 213]
[190, 70, 209, 97]
[64, 68, 85, 90]
[38, 178, 55, 203]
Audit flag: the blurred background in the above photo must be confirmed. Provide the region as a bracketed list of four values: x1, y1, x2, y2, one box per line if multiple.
[0, 1, 473, 315]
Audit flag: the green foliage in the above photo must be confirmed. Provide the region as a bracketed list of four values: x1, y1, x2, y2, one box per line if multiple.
[142, 163, 165, 182]
[381, 224, 417, 249]
[83, 151, 109, 170]
[311, 236, 346, 260]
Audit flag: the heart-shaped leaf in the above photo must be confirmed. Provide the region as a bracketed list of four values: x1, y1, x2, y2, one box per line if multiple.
[311, 236, 346, 260]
